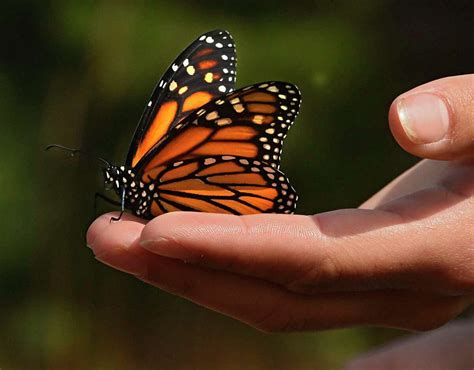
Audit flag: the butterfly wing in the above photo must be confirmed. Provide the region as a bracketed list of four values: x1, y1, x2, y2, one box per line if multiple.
[126, 29, 237, 167]
[134, 81, 301, 175]
[136, 156, 297, 217]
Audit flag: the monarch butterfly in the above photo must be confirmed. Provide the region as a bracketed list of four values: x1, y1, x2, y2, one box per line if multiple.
[50, 29, 301, 220]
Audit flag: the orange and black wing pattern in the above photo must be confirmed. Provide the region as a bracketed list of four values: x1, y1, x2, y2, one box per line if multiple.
[126, 29, 237, 167]
[134, 155, 297, 218]
[134, 81, 301, 175]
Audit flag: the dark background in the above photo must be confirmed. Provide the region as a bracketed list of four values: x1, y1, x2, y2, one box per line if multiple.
[1, 0, 473, 368]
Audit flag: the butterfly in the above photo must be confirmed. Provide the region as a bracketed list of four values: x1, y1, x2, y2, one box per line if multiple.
[52, 29, 301, 220]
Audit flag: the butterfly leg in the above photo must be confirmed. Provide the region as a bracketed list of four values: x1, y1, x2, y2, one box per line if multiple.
[110, 188, 126, 222]
[94, 192, 126, 223]
[94, 192, 121, 216]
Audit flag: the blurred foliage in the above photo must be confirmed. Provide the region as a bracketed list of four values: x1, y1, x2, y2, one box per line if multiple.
[1, 0, 473, 368]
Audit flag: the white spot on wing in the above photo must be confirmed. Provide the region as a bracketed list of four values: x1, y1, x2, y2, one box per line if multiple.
[204, 158, 217, 165]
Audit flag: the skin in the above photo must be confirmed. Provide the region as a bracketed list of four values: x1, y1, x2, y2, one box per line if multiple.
[87, 75, 474, 366]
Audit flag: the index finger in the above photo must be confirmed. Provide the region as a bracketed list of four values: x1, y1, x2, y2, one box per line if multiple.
[139, 180, 472, 295]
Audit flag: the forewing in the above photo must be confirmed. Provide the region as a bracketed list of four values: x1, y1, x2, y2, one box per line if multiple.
[127, 29, 237, 167]
[135, 81, 301, 172]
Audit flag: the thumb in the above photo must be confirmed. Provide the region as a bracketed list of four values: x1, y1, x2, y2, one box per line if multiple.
[389, 74, 474, 160]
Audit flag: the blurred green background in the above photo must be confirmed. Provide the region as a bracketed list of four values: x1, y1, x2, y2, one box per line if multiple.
[1, 0, 473, 368]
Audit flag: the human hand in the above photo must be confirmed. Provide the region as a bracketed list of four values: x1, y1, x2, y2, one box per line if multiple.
[87, 75, 474, 332]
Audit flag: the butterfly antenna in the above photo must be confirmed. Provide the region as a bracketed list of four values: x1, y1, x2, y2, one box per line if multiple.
[45, 144, 111, 167]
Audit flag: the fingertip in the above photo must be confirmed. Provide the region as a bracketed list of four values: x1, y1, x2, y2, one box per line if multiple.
[86, 213, 113, 247]
[87, 213, 147, 275]
[389, 93, 451, 154]
[86, 212, 146, 248]
[389, 75, 474, 161]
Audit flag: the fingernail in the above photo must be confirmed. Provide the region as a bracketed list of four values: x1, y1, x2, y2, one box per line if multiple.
[397, 93, 450, 144]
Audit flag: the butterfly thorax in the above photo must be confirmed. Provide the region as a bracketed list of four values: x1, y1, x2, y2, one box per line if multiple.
[104, 165, 156, 217]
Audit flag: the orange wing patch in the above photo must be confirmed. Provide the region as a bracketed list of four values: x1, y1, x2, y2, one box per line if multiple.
[133, 101, 178, 166]
[159, 178, 234, 196]
[145, 126, 213, 170]
[183, 92, 213, 112]
[143, 165, 166, 183]
[239, 196, 273, 211]
[207, 173, 267, 185]
[138, 156, 297, 217]
[212, 126, 257, 140]
[243, 92, 276, 102]
[160, 162, 199, 182]
[151, 201, 164, 216]
[191, 142, 257, 158]
[198, 60, 218, 70]
[160, 194, 230, 213]
[214, 199, 260, 214]
[197, 161, 244, 176]
[159, 199, 182, 213]
[230, 186, 278, 199]
[194, 48, 214, 57]
[247, 103, 277, 114]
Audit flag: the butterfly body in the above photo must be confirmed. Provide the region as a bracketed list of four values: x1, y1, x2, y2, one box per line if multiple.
[99, 29, 300, 219]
